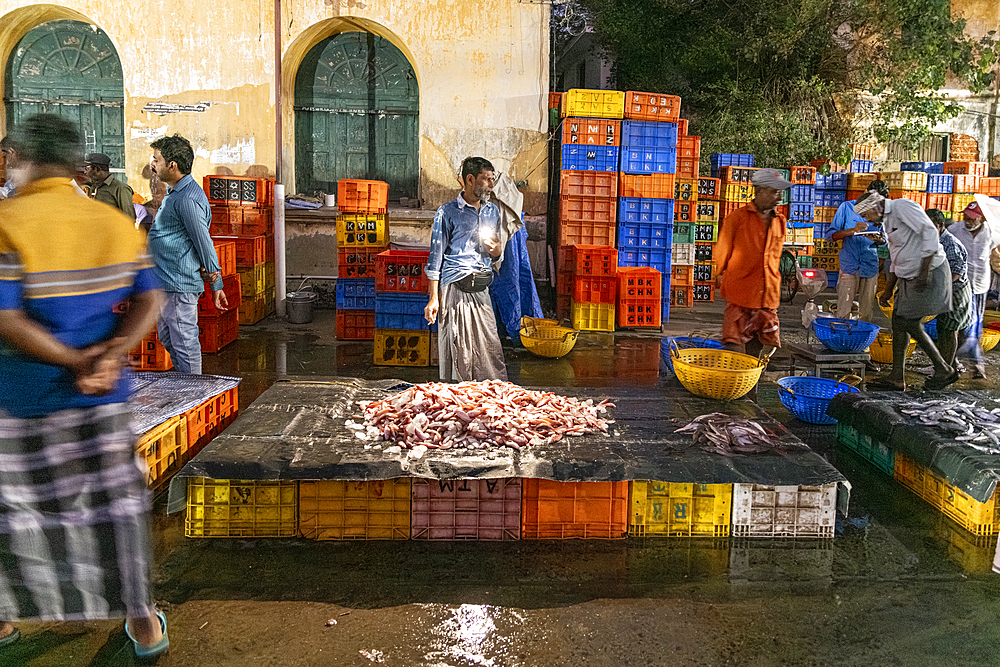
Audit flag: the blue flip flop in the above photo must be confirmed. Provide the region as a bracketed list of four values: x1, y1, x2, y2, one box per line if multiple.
[0, 627, 20, 648]
[125, 611, 169, 662]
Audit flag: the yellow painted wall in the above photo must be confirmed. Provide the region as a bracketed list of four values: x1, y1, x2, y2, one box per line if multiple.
[0, 0, 550, 210]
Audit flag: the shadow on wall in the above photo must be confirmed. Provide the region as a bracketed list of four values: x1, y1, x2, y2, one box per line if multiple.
[209, 164, 275, 178]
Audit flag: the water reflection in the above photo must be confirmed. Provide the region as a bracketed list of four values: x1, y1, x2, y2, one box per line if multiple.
[423, 603, 525, 667]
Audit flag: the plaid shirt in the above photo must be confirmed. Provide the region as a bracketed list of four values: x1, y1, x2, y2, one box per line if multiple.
[939, 230, 968, 282]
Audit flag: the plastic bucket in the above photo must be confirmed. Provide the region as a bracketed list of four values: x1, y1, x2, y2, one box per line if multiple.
[286, 291, 318, 324]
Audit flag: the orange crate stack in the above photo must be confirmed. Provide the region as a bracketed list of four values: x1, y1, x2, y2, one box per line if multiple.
[198, 309, 238, 354]
[557, 245, 617, 297]
[677, 118, 688, 136]
[197, 274, 242, 317]
[943, 161, 988, 177]
[978, 177, 1000, 197]
[617, 266, 661, 327]
[925, 194, 953, 211]
[560, 170, 618, 198]
[618, 172, 675, 199]
[129, 331, 172, 371]
[623, 91, 681, 122]
[338, 179, 389, 214]
[213, 240, 237, 277]
[562, 118, 621, 147]
[558, 195, 616, 247]
[183, 387, 240, 455]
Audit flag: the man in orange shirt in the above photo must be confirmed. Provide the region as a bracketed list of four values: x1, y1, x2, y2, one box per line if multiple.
[715, 168, 793, 361]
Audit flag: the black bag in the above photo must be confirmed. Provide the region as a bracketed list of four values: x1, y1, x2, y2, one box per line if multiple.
[454, 269, 494, 293]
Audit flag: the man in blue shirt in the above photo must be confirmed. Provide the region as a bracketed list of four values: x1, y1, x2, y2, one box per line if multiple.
[425, 156, 507, 381]
[828, 179, 889, 322]
[147, 134, 227, 374]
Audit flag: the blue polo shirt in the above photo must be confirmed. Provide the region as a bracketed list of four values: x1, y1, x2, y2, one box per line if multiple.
[147, 174, 223, 293]
[828, 199, 879, 278]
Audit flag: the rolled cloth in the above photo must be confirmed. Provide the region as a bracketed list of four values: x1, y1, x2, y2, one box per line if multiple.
[854, 192, 884, 215]
[750, 168, 793, 190]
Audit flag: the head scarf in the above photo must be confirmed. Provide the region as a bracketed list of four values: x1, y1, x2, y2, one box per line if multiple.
[853, 192, 884, 215]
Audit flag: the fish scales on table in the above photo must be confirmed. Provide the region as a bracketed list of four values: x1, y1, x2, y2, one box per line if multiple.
[347, 380, 615, 451]
[673, 413, 805, 456]
[897, 398, 1000, 453]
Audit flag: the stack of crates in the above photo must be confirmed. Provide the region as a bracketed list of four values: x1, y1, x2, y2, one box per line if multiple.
[786, 166, 817, 268]
[882, 169, 929, 210]
[849, 143, 875, 173]
[809, 171, 846, 271]
[196, 238, 242, 353]
[566, 245, 618, 332]
[902, 162, 955, 217]
[336, 181, 390, 340]
[205, 175, 275, 326]
[373, 246, 434, 366]
[617, 266, 662, 328]
[710, 153, 754, 178]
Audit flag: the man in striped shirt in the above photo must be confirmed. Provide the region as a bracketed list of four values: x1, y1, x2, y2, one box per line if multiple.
[147, 134, 227, 374]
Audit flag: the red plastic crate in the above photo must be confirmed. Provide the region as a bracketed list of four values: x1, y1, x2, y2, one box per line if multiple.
[558, 220, 616, 248]
[953, 174, 979, 193]
[978, 177, 1000, 197]
[559, 195, 617, 225]
[198, 309, 238, 354]
[411, 478, 521, 540]
[617, 266, 662, 328]
[571, 245, 618, 277]
[213, 240, 236, 277]
[239, 208, 273, 236]
[674, 201, 696, 223]
[209, 206, 236, 235]
[789, 166, 817, 185]
[338, 179, 389, 214]
[336, 309, 376, 340]
[678, 118, 688, 135]
[675, 157, 699, 178]
[128, 332, 172, 371]
[375, 249, 430, 293]
[212, 235, 267, 269]
[925, 194, 953, 211]
[265, 234, 274, 262]
[623, 91, 681, 122]
[203, 175, 271, 207]
[678, 136, 701, 159]
[561, 118, 621, 147]
[944, 161, 987, 177]
[672, 265, 694, 287]
[548, 92, 562, 110]
[717, 166, 758, 184]
[521, 479, 629, 539]
[671, 286, 692, 308]
[338, 245, 386, 279]
[197, 274, 242, 316]
[560, 170, 618, 198]
[572, 275, 616, 304]
[618, 172, 675, 199]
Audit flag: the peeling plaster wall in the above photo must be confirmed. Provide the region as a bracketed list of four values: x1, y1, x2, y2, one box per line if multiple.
[0, 0, 550, 208]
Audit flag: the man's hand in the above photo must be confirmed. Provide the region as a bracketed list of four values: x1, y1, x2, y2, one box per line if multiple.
[878, 291, 891, 309]
[852, 221, 867, 234]
[213, 289, 229, 311]
[424, 296, 439, 325]
[200, 268, 221, 284]
[76, 353, 124, 396]
[482, 235, 502, 258]
[715, 271, 724, 290]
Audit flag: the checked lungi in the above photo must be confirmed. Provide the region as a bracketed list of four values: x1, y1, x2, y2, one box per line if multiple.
[0, 403, 154, 621]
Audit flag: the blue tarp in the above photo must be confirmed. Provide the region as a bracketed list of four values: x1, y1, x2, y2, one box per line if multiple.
[490, 226, 542, 346]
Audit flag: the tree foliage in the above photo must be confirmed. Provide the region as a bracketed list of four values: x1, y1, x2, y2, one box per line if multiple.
[573, 0, 998, 165]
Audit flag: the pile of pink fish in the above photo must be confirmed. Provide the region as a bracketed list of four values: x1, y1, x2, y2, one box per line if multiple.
[355, 380, 614, 450]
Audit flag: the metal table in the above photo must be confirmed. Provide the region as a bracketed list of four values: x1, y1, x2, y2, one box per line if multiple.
[788, 343, 870, 387]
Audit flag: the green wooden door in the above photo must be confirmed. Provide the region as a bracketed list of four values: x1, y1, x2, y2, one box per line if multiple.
[295, 32, 418, 201]
[4, 20, 125, 170]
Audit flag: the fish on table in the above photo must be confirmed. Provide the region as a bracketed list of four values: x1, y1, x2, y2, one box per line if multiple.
[673, 412, 806, 457]
[897, 398, 1000, 453]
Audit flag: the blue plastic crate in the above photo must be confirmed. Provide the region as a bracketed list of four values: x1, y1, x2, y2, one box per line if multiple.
[618, 248, 670, 271]
[827, 271, 839, 288]
[336, 278, 376, 310]
[789, 185, 815, 203]
[814, 190, 847, 207]
[622, 147, 677, 174]
[617, 220, 672, 250]
[709, 153, 754, 167]
[618, 197, 674, 224]
[788, 202, 815, 222]
[815, 173, 847, 189]
[813, 222, 830, 239]
[926, 173, 954, 194]
[851, 160, 873, 173]
[621, 120, 678, 149]
[901, 161, 944, 174]
[662, 274, 671, 321]
[561, 145, 620, 172]
[375, 292, 433, 331]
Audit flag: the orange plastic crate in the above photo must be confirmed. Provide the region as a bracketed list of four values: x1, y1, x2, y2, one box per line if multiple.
[136, 416, 187, 487]
[678, 136, 701, 159]
[617, 266, 661, 328]
[561, 118, 621, 147]
[717, 166, 758, 184]
[209, 206, 236, 235]
[978, 177, 1000, 197]
[560, 170, 618, 198]
[943, 161, 987, 177]
[559, 195, 617, 225]
[375, 249, 430, 293]
[521, 479, 629, 539]
[548, 91, 562, 109]
[677, 118, 688, 136]
[623, 91, 681, 122]
[672, 265, 694, 287]
[213, 235, 267, 269]
[338, 245, 385, 279]
[197, 274, 242, 317]
[675, 157, 699, 179]
[675, 201, 696, 223]
[888, 190, 927, 207]
[239, 208, 273, 236]
[184, 387, 239, 450]
[338, 179, 389, 214]
[558, 220, 615, 248]
[198, 309, 238, 354]
[336, 309, 375, 340]
[572, 275, 616, 304]
[570, 245, 618, 277]
[850, 143, 875, 161]
[845, 190, 865, 202]
[789, 166, 817, 185]
[925, 194, 953, 211]
[618, 172, 675, 199]
[671, 286, 692, 308]
[128, 332, 172, 371]
[203, 175, 271, 207]
[213, 240, 237, 277]
[953, 174, 979, 193]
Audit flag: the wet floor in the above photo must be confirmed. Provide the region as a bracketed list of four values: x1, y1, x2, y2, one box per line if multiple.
[9, 303, 1000, 667]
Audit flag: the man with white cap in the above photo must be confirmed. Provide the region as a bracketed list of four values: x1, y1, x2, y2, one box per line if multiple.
[865, 192, 956, 390]
[715, 168, 791, 368]
[951, 201, 997, 378]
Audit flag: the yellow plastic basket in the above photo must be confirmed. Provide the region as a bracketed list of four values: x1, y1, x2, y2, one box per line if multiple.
[520, 316, 579, 359]
[668, 339, 766, 400]
[982, 328, 1000, 353]
[868, 329, 916, 364]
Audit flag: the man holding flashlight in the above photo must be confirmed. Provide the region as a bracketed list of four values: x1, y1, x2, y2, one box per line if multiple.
[425, 156, 508, 381]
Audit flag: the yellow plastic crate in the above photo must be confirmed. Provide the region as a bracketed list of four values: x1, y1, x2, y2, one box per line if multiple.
[336, 214, 389, 248]
[561, 89, 625, 119]
[812, 255, 839, 272]
[881, 171, 927, 191]
[237, 263, 267, 297]
[812, 237, 841, 255]
[571, 301, 615, 332]
[894, 453, 1000, 536]
[238, 293, 269, 325]
[299, 479, 411, 540]
[696, 201, 719, 223]
[813, 206, 838, 224]
[185, 478, 298, 538]
[136, 415, 187, 487]
[674, 179, 699, 202]
[374, 329, 430, 366]
[952, 193, 976, 214]
[723, 183, 755, 202]
[264, 261, 275, 291]
[788, 225, 814, 245]
[847, 173, 876, 191]
[629, 481, 732, 537]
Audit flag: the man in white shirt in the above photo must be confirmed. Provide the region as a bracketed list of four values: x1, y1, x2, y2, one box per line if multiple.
[951, 201, 997, 378]
[861, 193, 956, 390]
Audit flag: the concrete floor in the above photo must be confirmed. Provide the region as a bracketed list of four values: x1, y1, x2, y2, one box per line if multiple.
[7, 291, 1000, 667]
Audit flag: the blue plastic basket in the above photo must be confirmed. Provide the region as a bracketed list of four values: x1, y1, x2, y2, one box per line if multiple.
[789, 185, 815, 203]
[777, 375, 860, 424]
[901, 161, 944, 174]
[619, 248, 670, 271]
[926, 173, 954, 194]
[924, 317, 937, 340]
[851, 160, 874, 173]
[621, 120, 679, 149]
[814, 190, 847, 207]
[812, 317, 879, 353]
[660, 335, 725, 373]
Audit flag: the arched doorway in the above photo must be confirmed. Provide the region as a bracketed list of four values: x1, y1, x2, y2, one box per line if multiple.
[4, 20, 125, 169]
[294, 31, 418, 201]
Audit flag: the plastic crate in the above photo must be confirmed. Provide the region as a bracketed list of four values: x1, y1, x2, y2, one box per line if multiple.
[128, 333, 172, 372]
[212, 235, 267, 269]
[335, 278, 376, 310]
[617, 269, 662, 328]
[787, 224, 814, 245]
[617, 221, 672, 251]
[203, 175, 272, 207]
[374, 329, 430, 366]
[559, 195, 617, 225]
[788, 185, 815, 203]
[185, 478, 298, 538]
[566, 245, 617, 277]
[827, 270, 839, 288]
[900, 161, 944, 174]
[621, 147, 676, 175]
[213, 240, 236, 277]
[197, 274, 242, 317]
[888, 190, 927, 207]
[570, 300, 615, 331]
[953, 174, 979, 193]
[238, 293, 271, 325]
[209, 205, 235, 235]
[375, 249, 430, 293]
[521, 479, 629, 539]
[335, 309, 375, 340]
[850, 143, 875, 161]
[198, 309, 238, 353]
[411, 478, 521, 540]
[698, 177, 720, 200]
[672, 265, 694, 287]
[894, 453, 1000, 536]
[298, 479, 410, 540]
[623, 91, 680, 121]
[674, 178, 699, 201]
[670, 286, 692, 308]
[561, 88, 625, 119]
[672, 243, 695, 265]
[629, 481, 732, 537]
[675, 157, 699, 179]
[617, 247, 670, 271]
[710, 153, 755, 168]
[723, 183, 755, 202]
[572, 275, 617, 304]
[943, 161, 988, 177]
[238, 208, 273, 236]
[836, 423, 894, 476]
[881, 171, 927, 191]
[560, 170, 618, 198]
[561, 145, 620, 172]
[696, 201, 719, 223]
[692, 282, 714, 302]
[798, 255, 813, 268]
[813, 206, 838, 224]
[338, 179, 388, 214]
[237, 263, 267, 298]
[787, 202, 814, 222]
[813, 173, 846, 190]
[812, 255, 839, 272]
[788, 166, 816, 185]
[674, 201, 696, 223]
[694, 223, 718, 242]
[952, 193, 977, 214]
[136, 415, 187, 487]
[183, 387, 240, 449]
[677, 118, 688, 135]
[845, 173, 874, 191]
[336, 213, 389, 248]
[926, 173, 954, 194]
[925, 193, 953, 212]
[979, 177, 1000, 197]
[558, 219, 616, 249]
[814, 190, 846, 208]
[678, 136, 701, 159]
[694, 242, 713, 262]
[618, 197, 674, 225]
[374, 292, 429, 331]
[716, 166, 758, 184]
[618, 172, 675, 199]
[672, 223, 695, 245]
[561, 118, 621, 146]
[692, 262, 715, 282]
[731, 483, 837, 538]
[338, 245, 386, 279]
[621, 120, 679, 149]
[851, 160, 874, 173]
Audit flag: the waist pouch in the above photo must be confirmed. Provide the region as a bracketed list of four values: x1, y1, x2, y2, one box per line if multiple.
[454, 269, 494, 293]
